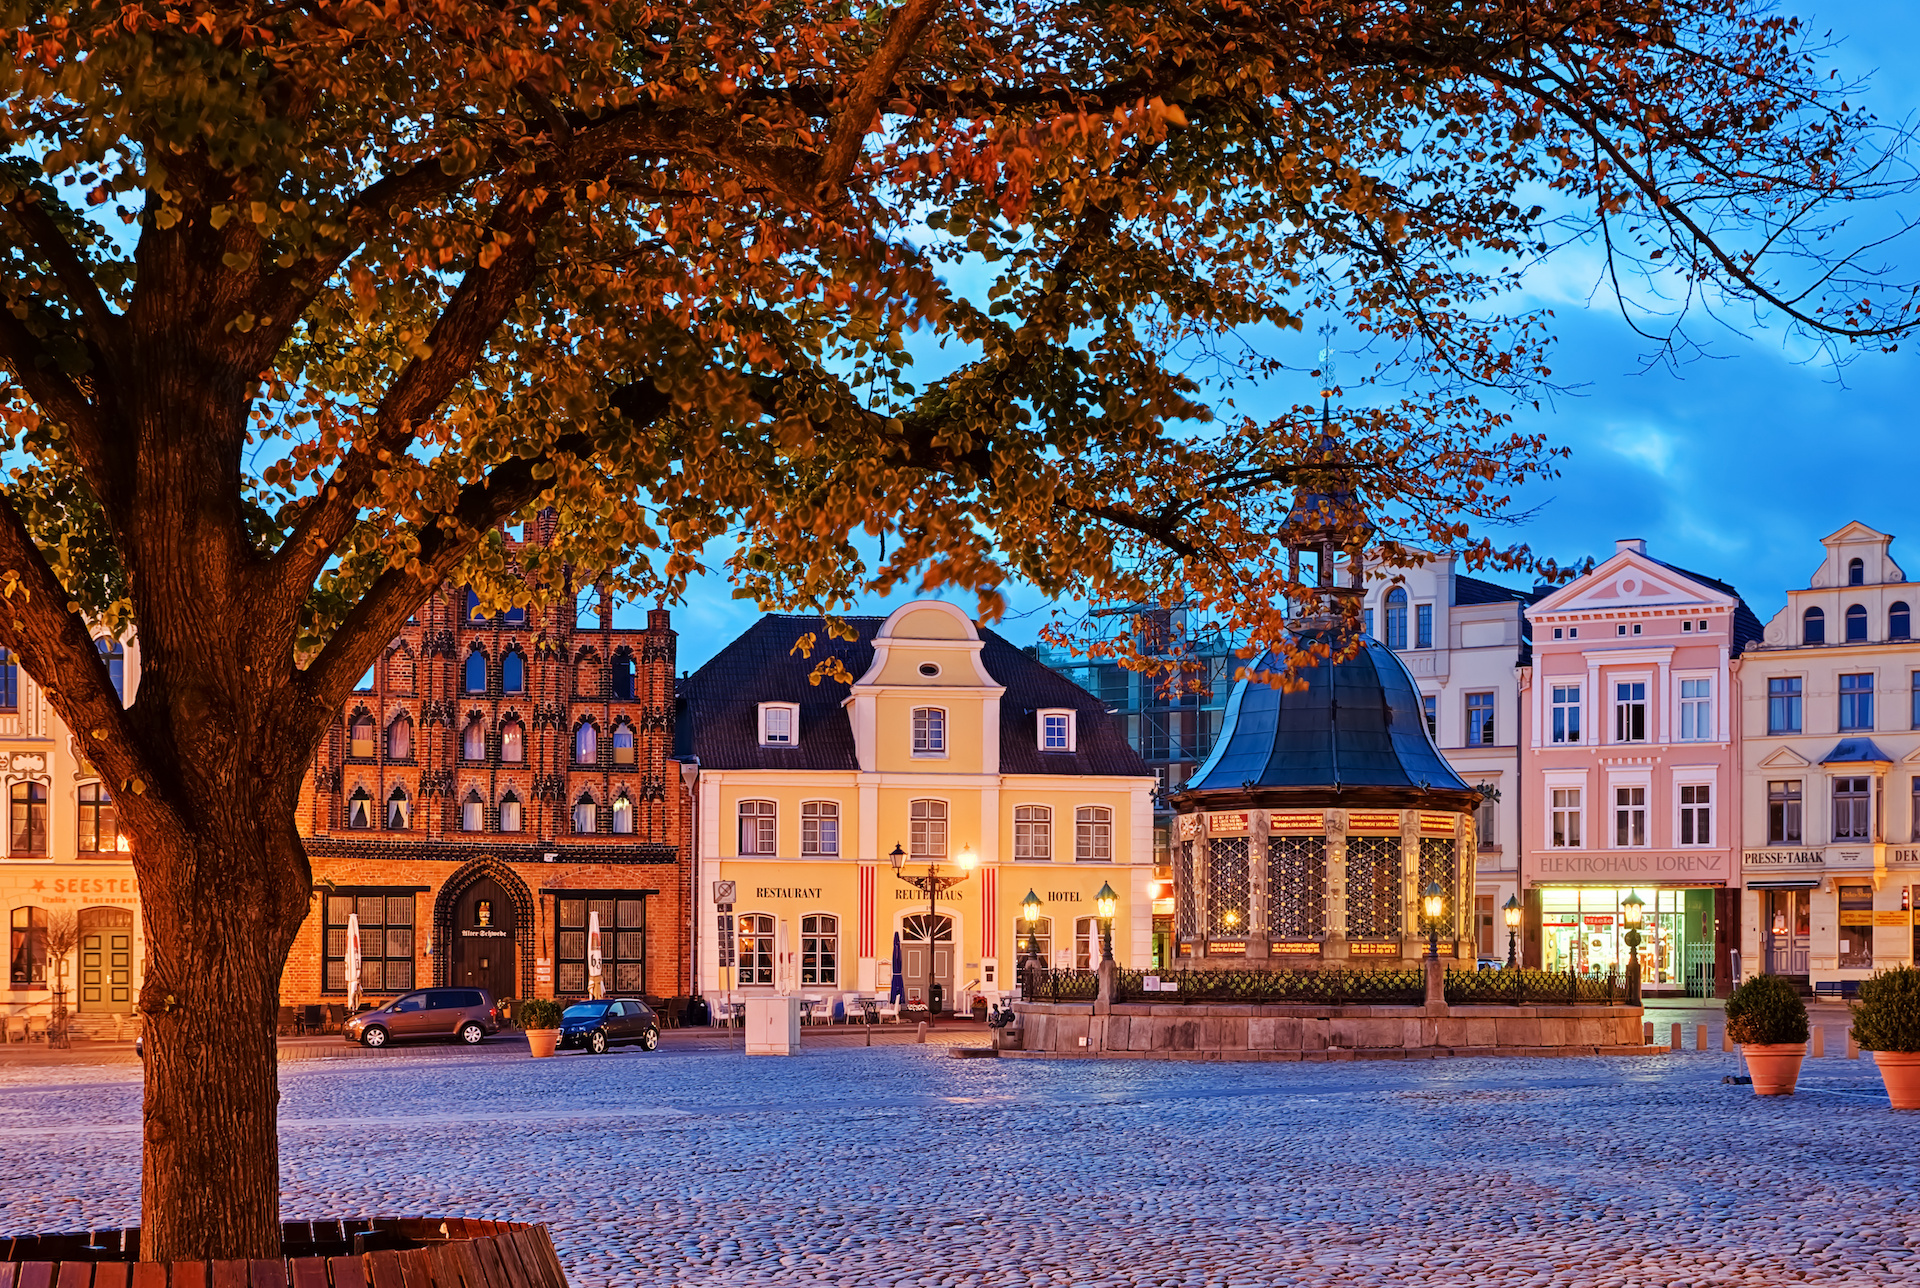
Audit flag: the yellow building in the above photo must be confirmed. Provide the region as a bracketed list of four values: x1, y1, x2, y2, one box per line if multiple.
[2, 632, 145, 1038]
[678, 601, 1156, 1014]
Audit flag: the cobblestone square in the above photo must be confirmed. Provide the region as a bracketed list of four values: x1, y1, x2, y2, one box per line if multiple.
[3, 1037, 1917, 1287]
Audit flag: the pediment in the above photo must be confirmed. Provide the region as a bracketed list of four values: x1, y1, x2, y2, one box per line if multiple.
[1905, 746, 1920, 764]
[1760, 746, 1811, 769]
[1548, 565, 1708, 612]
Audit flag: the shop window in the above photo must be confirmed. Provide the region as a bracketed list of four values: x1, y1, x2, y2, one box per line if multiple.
[801, 914, 838, 986]
[500, 718, 524, 763]
[386, 786, 411, 830]
[1803, 607, 1825, 645]
[1384, 588, 1408, 650]
[323, 892, 414, 993]
[611, 793, 634, 834]
[346, 787, 373, 830]
[1415, 603, 1434, 649]
[572, 794, 598, 834]
[1014, 805, 1052, 860]
[464, 649, 487, 694]
[1550, 789, 1582, 848]
[1679, 784, 1711, 846]
[501, 648, 525, 695]
[1846, 604, 1869, 643]
[9, 906, 47, 986]
[1768, 677, 1803, 734]
[910, 799, 948, 858]
[1075, 806, 1113, 861]
[1013, 915, 1053, 968]
[96, 637, 125, 701]
[1613, 682, 1647, 743]
[348, 711, 375, 758]
[801, 801, 839, 855]
[0, 648, 16, 709]
[1466, 692, 1495, 746]
[738, 800, 776, 855]
[1679, 679, 1712, 741]
[1892, 603, 1912, 642]
[1833, 777, 1873, 841]
[612, 722, 636, 766]
[462, 790, 484, 833]
[573, 721, 598, 764]
[911, 707, 947, 756]
[463, 716, 486, 761]
[1551, 685, 1581, 744]
[1767, 781, 1803, 846]
[1840, 673, 1874, 731]
[9, 782, 46, 855]
[735, 912, 774, 986]
[1839, 884, 1874, 970]
[77, 783, 117, 852]
[1613, 786, 1646, 848]
[556, 895, 647, 994]
[498, 792, 523, 833]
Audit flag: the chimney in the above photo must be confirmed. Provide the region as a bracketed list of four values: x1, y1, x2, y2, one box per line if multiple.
[1615, 538, 1647, 555]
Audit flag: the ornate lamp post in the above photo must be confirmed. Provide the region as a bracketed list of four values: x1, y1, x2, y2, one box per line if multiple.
[891, 840, 976, 1014]
[1621, 890, 1646, 1006]
[1095, 881, 1119, 964]
[1422, 882, 1446, 960]
[1502, 894, 1522, 969]
[1021, 889, 1043, 966]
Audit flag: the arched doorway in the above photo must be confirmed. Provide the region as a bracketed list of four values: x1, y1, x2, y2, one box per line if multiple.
[437, 861, 530, 1000]
[900, 912, 954, 1014]
[77, 906, 135, 1014]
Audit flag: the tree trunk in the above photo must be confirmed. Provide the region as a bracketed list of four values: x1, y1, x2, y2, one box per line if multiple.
[136, 805, 311, 1262]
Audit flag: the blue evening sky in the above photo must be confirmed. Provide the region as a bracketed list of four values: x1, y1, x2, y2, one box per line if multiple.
[656, 1, 1920, 668]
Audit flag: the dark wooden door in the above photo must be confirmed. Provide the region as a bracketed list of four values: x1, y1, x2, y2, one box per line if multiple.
[451, 877, 517, 999]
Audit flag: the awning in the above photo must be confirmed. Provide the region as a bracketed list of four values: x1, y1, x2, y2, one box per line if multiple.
[1747, 878, 1821, 889]
[1822, 737, 1894, 765]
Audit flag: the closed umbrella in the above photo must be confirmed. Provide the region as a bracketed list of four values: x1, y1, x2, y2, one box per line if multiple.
[344, 912, 362, 1014]
[775, 918, 791, 995]
[889, 931, 906, 1007]
[586, 909, 604, 999]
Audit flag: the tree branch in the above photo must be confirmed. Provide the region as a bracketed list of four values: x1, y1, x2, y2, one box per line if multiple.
[816, 0, 945, 196]
[0, 307, 108, 457]
[4, 193, 124, 359]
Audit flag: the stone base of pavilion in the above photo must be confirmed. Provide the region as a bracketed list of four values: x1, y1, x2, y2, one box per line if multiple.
[1007, 1000, 1654, 1061]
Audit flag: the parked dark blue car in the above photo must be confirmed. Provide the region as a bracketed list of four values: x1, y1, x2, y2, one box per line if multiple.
[558, 998, 660, 1054]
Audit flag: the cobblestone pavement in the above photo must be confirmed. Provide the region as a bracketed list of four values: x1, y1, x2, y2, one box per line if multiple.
[2, 1036, 1917, 1287]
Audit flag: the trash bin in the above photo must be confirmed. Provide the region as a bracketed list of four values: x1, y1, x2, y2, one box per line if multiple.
[686, 996, 712, 1027]
[929, 983, 944, 1014]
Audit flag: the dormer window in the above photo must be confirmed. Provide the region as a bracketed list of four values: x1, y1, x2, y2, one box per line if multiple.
[759, 702, 798, 746]
[912, 707, 947, 756]
[1039, 709, 1076, 752]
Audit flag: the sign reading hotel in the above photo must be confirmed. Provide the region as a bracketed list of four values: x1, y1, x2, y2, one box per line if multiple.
[1207, 811, 1251, 836]
[1346, 812, 1400, 834]
[1533, 851, 1731, 883]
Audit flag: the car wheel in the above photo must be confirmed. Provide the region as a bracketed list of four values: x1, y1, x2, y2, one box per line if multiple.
[639, 1026, 659, 1052]
[362, 1025, 389, 1049]
[588, 1029, 608, 1055]
[459, 1021, 486, 1045]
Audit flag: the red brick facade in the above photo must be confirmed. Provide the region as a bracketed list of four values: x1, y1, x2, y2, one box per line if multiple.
[285, 520, 692, 1008]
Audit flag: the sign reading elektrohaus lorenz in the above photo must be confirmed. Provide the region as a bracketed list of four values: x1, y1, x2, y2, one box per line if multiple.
[1534, 851, 1730, 879]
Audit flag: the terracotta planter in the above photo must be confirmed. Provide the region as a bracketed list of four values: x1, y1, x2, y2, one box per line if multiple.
[1871, 1050, 1920, 1109]
[525, 1028, 560, 1058]
[1741, 1042, 1807, 1095]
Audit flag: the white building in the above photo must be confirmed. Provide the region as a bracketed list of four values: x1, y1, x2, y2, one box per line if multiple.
[1735, 522, 1920, 991]
[1364, 556, 1534, 961]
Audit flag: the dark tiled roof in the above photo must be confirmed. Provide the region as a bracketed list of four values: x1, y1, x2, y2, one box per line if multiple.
[1181, 632, 1470, 795]
[1822, 737, 1895, 765]
[675, 614, 1151, 778]
[1453, 574, 1528, 605]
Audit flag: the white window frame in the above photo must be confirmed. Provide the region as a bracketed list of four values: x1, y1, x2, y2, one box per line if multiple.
[800, 913, 839, 986]
[801, 800, 840, 856]
[1075, 806, 1113, 862]
[1676, 673, 1714, 743]
[1014, 804, 1053, 860]
[909, 798, 948, 858]
[498, 794, 523, 833]
[611, 794, 635, 834]
[1610, 778, 1650, 849]
[759, 702, 799, 747]
[1548, 786, 1584, 849]
[1550, 683, 1582, 745]
[1038, 708, 1076, 752]
[461, 792, 484, 833]
[912, 706, 948, 757]
[1677, 782, 1712, 847]
[738, 799, 777, 855]
[1611, 676, 1650, 744]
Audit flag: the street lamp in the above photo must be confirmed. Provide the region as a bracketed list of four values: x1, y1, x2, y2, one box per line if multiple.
[1095, 881, 1118, 964]
[1422, 882, 1446, 961]
[1021, 888, 1043, 965]
[891, 839, 976, 1015]
[1502, 894, 1522, 969]
[1621, 890, 1646, 1006]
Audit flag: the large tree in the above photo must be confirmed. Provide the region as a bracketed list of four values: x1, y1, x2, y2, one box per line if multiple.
[2, 0, 1913, 1260]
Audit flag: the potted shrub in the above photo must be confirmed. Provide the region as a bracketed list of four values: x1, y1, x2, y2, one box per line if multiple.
[1725, 974, 1810, 1095]
[517, 998, 565, 1058]
[1849, 966, 1920, 1109]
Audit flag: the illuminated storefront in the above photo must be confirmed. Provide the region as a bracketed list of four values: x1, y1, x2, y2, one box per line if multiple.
[1536, 886, 1719, 995]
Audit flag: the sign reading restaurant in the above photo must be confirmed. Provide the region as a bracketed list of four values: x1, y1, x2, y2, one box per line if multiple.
[1534, 851, 1730, 882]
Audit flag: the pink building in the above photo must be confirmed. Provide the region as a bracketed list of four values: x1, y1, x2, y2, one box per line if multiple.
[1519, 539, 1762, 997]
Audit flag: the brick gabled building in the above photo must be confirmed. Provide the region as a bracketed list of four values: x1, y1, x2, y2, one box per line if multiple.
[285, 517, 692, 1011]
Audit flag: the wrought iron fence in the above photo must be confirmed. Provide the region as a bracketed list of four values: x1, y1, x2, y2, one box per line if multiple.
[1113, 967, 1425, 1005]
[1026, 968, 1101, 1001]
[1444, 966, 1624, 1006]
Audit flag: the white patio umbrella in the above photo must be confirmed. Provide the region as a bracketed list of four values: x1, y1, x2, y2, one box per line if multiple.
[344, 912, 363, 1013]
[775, 918, 791, 995]
[586, 909, 605, 999]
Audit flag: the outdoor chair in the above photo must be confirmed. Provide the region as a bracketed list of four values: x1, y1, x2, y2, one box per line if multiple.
[24, 1016, 48, 1042]
[277, 1005, 300, 1036]
[803, 995, 833, 1026]
[325, 1003, 347, 1031]
[3, 1015, 24, 1043]
[841, 992, 868, 1025]
[301, 1004, 326, 1033]
[874, 996, 902, 1024]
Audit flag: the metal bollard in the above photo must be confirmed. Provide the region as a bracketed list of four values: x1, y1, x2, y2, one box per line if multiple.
[1671, 1022, 1682, 1052]
[1814, 1027, 1825, 1058]
[1721, 1028, 1732, 1053]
